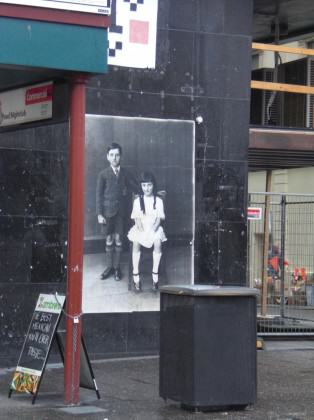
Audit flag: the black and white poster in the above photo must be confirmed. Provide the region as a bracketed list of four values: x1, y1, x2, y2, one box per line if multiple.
[83, 115, 194, 313]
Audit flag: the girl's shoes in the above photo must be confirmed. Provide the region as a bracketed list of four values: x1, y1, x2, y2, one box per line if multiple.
[133, 273, 142, 292]
[152, 272, 159, 292]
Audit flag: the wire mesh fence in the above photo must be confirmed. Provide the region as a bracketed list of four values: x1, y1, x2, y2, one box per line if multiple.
[248, 192, 314, 336]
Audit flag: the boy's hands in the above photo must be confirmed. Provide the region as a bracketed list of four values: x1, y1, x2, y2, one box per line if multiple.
[98, 215, 106, 224]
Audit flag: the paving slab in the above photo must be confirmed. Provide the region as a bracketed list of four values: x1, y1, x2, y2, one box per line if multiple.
[0, 346, 314, 419]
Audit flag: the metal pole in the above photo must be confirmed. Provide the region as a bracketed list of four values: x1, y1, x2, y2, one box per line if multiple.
[64, 74, 87, 405]
[261, 171, 272, 317]
[280, 195, 286, 318]
[247, 193, 251, 287]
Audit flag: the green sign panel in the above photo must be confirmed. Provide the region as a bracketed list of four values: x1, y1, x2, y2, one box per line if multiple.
[0, 17, 108, 73]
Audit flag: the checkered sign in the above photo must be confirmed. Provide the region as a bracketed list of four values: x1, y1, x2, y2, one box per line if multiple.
[108, 0, 158, 68]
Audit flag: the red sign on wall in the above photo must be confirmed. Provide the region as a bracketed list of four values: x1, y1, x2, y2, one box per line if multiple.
[25, 84, 53, 106]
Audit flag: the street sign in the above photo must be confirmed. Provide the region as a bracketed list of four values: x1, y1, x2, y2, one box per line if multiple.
[0, 82, 53, 127]
[0, 0, 111, 15]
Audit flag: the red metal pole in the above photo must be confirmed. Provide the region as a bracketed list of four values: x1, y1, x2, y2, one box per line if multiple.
[64, 74, 87, 405]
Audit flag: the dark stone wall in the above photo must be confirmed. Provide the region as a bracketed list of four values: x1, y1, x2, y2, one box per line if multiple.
[82, 0, 253, 359]
[87, 0, 252, 286]
[0, 82, 69, 366]
[0, 0, 253, 366]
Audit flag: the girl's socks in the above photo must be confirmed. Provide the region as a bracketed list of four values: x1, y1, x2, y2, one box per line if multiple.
[152, 252, 162, 283]
[132, 251, 141, 281]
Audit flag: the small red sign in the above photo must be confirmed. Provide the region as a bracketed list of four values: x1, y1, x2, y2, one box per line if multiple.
[25, 84, 53, 106]
[247, 207, 262, 220]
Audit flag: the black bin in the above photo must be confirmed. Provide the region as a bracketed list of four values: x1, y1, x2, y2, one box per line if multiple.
[159, 285, 259, 411]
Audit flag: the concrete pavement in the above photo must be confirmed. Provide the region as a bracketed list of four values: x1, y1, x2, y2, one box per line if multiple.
[1, 341, 314, 419]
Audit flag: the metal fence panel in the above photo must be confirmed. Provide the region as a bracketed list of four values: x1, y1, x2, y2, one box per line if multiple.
[248, 193, 314, 336]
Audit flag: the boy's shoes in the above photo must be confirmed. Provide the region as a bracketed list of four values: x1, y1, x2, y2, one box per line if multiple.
[114, 268, 122, 281]
[100, 267, 113, 279]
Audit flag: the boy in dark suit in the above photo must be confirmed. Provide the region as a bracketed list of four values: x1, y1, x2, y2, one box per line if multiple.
[96, 142, 137, 281]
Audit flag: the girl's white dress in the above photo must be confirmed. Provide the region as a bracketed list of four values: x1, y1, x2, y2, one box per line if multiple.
[127, 195, 167, 248]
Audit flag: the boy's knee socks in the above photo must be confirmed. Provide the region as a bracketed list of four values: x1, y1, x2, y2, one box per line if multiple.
[113, 245, 122, 269]
[105, 244, 113, 268]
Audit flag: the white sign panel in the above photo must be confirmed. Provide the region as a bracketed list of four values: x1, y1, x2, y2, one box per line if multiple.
[35, 293, 66, 314]
[108, 0, 158, 69]
[0, 82, 53, 127]
[0, 0, 111, 15]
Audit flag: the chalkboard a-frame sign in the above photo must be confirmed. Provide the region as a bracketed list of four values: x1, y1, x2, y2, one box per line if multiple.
[9, 293, 65, 403]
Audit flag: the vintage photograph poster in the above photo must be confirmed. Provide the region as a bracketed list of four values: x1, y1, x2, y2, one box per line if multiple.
[83, 115, 194, 313]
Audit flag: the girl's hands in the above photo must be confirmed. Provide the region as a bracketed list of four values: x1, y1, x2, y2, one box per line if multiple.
[152, 218, 161, 232]
[135, 219, 144, 231]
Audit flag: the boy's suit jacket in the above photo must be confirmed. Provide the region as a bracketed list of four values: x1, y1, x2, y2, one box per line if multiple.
[96, 166, 137, 218]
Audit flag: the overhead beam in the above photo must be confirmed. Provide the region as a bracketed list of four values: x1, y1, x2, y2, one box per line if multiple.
[250, 80, 314, 95]
[249, 128, 314, 150]
[252, 42, 314, 57]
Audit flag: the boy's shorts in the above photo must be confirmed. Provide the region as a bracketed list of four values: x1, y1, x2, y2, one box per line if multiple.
[101, 212, 123, 237]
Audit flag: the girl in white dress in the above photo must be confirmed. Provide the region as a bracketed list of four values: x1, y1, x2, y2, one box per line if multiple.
[128, 172, 167, 292]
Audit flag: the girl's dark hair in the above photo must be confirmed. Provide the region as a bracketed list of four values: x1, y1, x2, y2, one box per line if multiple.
[139, 171, 157, 214]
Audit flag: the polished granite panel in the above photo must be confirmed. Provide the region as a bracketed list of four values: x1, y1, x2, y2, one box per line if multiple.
[83, 313, 129, 357]
[217, 161, 247, 220]
[52, 82, 70, 123]
[0, 216, 66, 283]
[0, 139, 68, 286]
[218, 221, 247, 286]
[88, 65, 139, 92]
[0, 150, 32, 216]
[0, 149, 68, 218]
[158, 0, 192, 31]
[194, 33, 251, 100]
[194, 220, 247, 286]
[194, 221, 219, 284]
[0, 227, 32, 283]
[0, 122, 69, 152]
[158, 0, 252, 35]
[104, 30, 192, 96]
[194, 97, 223, 161]
[224, 0, 253, 36]
[220, 99, 250, 160]
[195, 160, 220, 222]
[86, 85, 194, 120]
[127, 312, 159, 353]
[86, 88, 162, 118]
[161, 94, 192, 120]
[151, 29, 194, 95]
[158, 0, 224, 33]
[88, 29, 194, 97]
[32, 123, 69, 152]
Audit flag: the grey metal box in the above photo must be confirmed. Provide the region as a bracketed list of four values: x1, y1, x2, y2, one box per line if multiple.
[159, 285, 258, 411]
